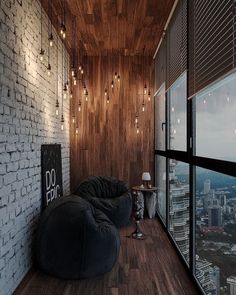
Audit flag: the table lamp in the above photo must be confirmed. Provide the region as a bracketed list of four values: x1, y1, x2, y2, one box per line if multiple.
[142, 172, 151, 188]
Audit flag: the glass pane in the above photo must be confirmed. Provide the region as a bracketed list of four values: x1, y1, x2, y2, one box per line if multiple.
[169, 72, 187, 151]
[155, 155, 166, 224]
[169, 159, 189, 263]
[155, 84, 166, 150]
[195, 71, 236, 162]
[195, 167, 236, 294]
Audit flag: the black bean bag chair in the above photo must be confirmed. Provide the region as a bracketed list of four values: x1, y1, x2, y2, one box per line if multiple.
[74, 176, 132, 228]
[36, 195, 120, 279]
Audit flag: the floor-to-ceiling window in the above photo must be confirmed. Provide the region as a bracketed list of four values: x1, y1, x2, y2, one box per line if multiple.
[154, 0, 236, 294]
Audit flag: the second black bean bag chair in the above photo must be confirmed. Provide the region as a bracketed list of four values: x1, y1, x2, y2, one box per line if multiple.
[75, 176, 132, 228]
[36, 195, 120, 279]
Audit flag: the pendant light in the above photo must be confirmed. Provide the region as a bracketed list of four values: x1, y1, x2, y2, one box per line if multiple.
[61, 42, 64, 131]
[78, 100, 82, 112]
[142, 49, 145, 112]
[61, 114, 64, 130]
[48, 0, 54, 47]
[71, 16, 76, 77]
[55, 34, 59, 116]
[85, 89, 88, 101]
[148, 90, 151, 101]
[39, 0, 45, 62]
[60, 0, 66, 39]
[47, 63, 51, 76]
[135, 113, 139, 125]
[136, 123, 140, 134]
[75, 125, 79, 134]
[142, 101, 145, 112]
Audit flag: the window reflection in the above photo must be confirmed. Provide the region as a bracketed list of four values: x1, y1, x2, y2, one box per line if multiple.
[195, 71, 236, 162]
[169, 160, 189, 263]
[169, 72, 187, 151]
[195, 167, 236, 294]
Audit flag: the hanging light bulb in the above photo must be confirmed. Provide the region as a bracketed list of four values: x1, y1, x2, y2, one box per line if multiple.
[105, 89, 108, 96]
[85, 90, 88, 101]
[117, 75, 120, 82]
[78, 65, 82, 71]
[78, 100, 82, 112]
[63, 84, 67, 99]
[72, 115, 75, 124]
[73, 76, 77, 85]
[39, 48, 45, 61]
[114, 72, 117, 80]
[142, 102, 145, 112]
[83, 85, 87, 94]
[55, 99, 59, 116]
[111, 80, 114, 88]
[60, 24, 66, 39]
[47, 63, 51, 76]
[70, 92, 73, 99]
[76, 127, 79, 134]
[135, 114, 138, 125]
[144, 84, 147, 95]
[71, 67, 75, 77]
[107, 96, 110, 104]
[48, 33, 54, 47]
[136, 124, 140, 134]
[148, 90, 151, 101]
[61, 114, 64, 130]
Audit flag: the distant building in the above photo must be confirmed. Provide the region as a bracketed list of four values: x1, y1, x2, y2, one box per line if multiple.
[227, 276, 236, 295]
[204, 179, 211, 194]
[169, 159, 189, 262]
[211, 266, 220, 295]
[196, 257, 217, 294]
[220, 195, 227, 207]
[208, 206, 222, 227]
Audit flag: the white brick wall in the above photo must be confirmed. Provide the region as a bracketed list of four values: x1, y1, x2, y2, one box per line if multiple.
[0, 1, 70, 294]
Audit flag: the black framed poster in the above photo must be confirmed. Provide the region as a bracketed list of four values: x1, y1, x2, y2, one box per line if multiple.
[41, 144, 63, 209]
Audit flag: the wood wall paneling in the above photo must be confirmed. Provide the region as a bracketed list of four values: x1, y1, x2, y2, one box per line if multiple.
[70, 55, 154, 190]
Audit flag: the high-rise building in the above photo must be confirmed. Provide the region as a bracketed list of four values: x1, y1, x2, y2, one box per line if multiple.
[169, 159, 189, 262]
[204, 179, 211, 194]
[211, 266, 220, 295]
[227, 276, 236, 295]
[196, 256, 217, 294]
[208, 206, 222, 227]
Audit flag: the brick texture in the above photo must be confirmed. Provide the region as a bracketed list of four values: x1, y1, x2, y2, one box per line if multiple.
[0, 1, 70, 294]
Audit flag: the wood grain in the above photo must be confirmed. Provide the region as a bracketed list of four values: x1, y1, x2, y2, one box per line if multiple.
[14, 219, 198, 295]
[41, 0, 175, 56]
[70, 55, 154, 191]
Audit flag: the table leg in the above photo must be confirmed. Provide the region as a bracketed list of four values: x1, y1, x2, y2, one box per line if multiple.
[131, 191, 145, 240]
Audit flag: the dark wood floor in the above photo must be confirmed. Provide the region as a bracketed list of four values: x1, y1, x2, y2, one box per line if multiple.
[15, 219, 198, 295]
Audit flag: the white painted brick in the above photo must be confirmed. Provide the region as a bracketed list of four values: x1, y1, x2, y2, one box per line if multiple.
[0, 1, 70, 294]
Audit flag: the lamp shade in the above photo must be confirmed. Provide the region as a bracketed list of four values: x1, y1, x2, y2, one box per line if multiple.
[142, 172, 151, 181]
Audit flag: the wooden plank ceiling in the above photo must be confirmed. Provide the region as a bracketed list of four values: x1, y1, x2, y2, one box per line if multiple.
[43, 0, 175, 56]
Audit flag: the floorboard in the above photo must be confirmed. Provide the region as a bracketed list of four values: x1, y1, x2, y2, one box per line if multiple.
[14, 219, 198, 295]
